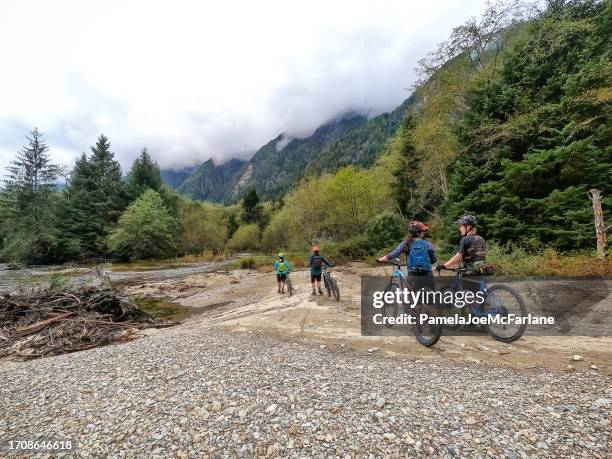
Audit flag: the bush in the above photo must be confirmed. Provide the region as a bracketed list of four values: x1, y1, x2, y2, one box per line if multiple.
[49, 273, 70, 290]
[365, 212, 406, 251]
[324, 234, 373, 264]
[229, 255, 274, 271]
[261, 209, 297, 252]
[107, 189, 177, 260]
[227, 224, 261, 252]
[240, 257, 256, 269]
[480, 242, 612, 276]
[178, 201, 228, 255]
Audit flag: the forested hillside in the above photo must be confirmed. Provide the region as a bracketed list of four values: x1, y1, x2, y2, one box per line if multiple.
[393, 0, 611, 251]
[160, 166, 198, 189]
[0, 0, 609, 266]
[167, 98, 412, 202]
[177, 158, 247, 203]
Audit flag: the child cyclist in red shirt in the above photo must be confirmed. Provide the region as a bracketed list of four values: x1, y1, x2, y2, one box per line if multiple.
[309, 245, 332, 296]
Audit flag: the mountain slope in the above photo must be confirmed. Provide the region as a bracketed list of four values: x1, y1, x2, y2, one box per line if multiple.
[305, 96, 414, 175]
[174, 97, 415, 202]
[177, 158, 247, 203]
[231, 112, 367, 200]
[160, 166, 198, 189]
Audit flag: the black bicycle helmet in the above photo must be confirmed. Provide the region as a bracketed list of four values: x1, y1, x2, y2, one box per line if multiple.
[454, 215, 477, 226]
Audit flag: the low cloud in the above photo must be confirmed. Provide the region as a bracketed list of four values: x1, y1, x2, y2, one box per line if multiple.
[0, 0, 487, 174]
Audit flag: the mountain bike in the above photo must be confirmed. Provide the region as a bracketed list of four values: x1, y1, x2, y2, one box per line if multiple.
[438, 267, 527, 343]
[322, 267, 340, 301]
[377, 259, 442, 347]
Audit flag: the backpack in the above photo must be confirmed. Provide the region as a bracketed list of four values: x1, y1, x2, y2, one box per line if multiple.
[277, 261, 287, 273]
[408, 239, 432, 272]
[312, 256, 323, 269]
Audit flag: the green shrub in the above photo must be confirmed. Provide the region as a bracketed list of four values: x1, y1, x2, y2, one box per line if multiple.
[324, 234, 373, 264]
[226, 224, 261, 252]
[240, 257, 256, 269]
[177, 200, 228, 255]
[261, 209, 296, 252]
[49, 273, 69, 290]
[107, 189, 177, 260]
[365, 212, 406, 251]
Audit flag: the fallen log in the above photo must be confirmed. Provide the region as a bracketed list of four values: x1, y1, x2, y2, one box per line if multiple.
[16, 312, 74, 336]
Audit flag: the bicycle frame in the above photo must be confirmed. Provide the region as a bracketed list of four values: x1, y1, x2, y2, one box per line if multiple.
[447, 269, 507, 318]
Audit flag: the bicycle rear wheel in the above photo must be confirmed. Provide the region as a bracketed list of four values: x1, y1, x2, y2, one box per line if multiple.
[412, 288, 442, 347]
[483, 284, 527, 343]
[286, 277, 294, 297]
[331, 278, 340, 301]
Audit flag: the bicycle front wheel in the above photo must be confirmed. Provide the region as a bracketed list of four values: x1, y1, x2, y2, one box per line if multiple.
[286, 277, 294, 297]
[483, 284, 527, 343]
[383, 280, 402, 328]
[331, 278, 340, 301]
[323, 273, 332, 296]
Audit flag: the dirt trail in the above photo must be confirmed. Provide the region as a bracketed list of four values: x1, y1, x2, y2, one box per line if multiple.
[127, 263, 612, 375]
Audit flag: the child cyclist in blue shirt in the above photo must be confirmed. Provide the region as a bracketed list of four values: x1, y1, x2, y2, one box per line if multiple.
[377, 221, 437, 290]
[274, 253, 292, 293]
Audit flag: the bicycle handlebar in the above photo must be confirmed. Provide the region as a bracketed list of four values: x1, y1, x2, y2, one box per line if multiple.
[376, 258, 403, 267]
[437, 265, 467, 273]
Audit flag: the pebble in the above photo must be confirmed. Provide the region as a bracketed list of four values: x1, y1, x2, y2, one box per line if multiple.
[1, 329, 609, 457]
[266, 403, 278, 414]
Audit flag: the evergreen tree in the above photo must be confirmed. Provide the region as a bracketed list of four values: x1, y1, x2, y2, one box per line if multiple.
[0, 128, 61, 263]
[227, 213, 239, 238]
[241, 187, 263, 224]
[126, 147, 163, 199]
[444, 0, 612, 250]
[4, 128, 58, 194]
[390, 115, 423, 217]
[59, 135, 127, 258]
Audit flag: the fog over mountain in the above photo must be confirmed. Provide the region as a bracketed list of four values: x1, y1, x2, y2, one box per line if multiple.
[0, 0, 488, 173]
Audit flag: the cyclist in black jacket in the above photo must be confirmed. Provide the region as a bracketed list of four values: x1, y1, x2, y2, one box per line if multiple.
[309, 245, 332, 296]
[437, 215, 487, 275]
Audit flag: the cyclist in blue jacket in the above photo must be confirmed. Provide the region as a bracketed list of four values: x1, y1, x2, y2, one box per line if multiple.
[377, 221, 437, 290]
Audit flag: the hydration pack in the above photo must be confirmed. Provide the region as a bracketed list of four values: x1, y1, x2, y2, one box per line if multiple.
[277, 261, 287, 272]
[312, 256, 323, 269]
[408, 239, 432, 272]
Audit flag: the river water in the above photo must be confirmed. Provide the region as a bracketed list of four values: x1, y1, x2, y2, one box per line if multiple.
[0, 260, 234, 321]
[0, 260, 231, 293]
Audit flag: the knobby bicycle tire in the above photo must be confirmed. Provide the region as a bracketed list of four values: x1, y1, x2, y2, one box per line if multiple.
[484, 283, 527, 343]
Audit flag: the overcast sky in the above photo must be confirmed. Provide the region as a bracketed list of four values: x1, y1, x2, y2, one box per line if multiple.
[0, 0, 488, 172]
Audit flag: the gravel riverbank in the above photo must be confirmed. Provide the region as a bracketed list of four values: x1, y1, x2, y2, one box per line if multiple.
[1, 325, 610, 458]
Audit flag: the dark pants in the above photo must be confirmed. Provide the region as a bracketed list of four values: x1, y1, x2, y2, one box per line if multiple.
[408, 270, 435, 291]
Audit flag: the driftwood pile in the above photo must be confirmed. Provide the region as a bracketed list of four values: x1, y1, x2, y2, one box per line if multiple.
[0, 287, 172, 360]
